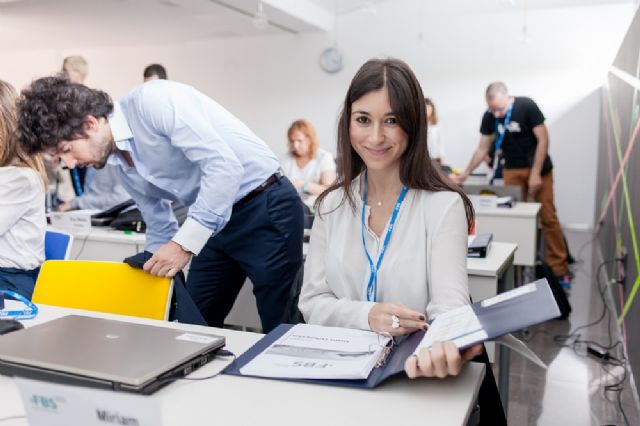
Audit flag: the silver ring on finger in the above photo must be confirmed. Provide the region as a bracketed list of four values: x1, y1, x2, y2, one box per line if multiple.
[391, 314, 400, 329]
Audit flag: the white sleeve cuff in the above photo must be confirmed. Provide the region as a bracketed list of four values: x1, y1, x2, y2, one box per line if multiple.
[172, 217, 213, 255]
[357, 302, 377, 331]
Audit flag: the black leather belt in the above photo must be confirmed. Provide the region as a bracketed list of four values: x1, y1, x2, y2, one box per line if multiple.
[234, 171, 283, 208]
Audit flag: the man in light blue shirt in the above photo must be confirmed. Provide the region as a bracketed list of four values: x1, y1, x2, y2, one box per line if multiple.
[17, 76, 304, 332]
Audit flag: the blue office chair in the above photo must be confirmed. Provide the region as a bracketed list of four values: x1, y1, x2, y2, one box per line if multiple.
[44, 230, 74, 260]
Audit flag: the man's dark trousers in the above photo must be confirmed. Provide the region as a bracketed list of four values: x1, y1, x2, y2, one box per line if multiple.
[186, 176, 304, 333]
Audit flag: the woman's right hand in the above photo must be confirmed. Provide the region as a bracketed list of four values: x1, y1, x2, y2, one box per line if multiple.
[368, 302, 427, 336]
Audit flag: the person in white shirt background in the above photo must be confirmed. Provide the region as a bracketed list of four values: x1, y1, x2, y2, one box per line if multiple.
[0, 80, 47, 300]
[54, 164, 131, 212]
[424, 97, 444, 164]
[299, 58, 505, 424]
[281, 119, 336, 222]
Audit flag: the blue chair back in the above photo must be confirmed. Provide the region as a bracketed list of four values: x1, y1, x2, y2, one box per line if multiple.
[44, 230, 74, 260]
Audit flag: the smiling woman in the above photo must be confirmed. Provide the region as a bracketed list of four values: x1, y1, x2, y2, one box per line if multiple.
[302, 57, 477, 335]
[299, 58, 506, 424]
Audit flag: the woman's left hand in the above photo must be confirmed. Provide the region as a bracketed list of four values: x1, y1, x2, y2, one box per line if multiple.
[404, 341, 483, 379]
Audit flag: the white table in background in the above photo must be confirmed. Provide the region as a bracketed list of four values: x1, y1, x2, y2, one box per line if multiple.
[0, 305, 485, 426]
[467, 242, 518, 414]
[49, 226, 145, 262]
[467, 242, 518, 302]
[467, 242, 517, 362]
[474, 202, 540, 267]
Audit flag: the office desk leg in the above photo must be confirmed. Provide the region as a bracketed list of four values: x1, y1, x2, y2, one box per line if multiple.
[497, 264, 515, 415]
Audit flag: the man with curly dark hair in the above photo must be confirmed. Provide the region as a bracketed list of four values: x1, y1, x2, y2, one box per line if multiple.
[17, 76, 304, 333]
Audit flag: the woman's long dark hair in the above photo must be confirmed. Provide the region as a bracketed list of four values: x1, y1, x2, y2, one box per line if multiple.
[316, 58, 474, 231]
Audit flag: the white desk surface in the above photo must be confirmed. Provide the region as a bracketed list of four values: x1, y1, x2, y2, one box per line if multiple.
[0, 306, 485, 426]
[474, 201, 541, 218]
[467, 242, 518, 277]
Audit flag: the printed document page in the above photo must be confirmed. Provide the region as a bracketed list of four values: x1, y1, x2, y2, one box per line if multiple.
[414, 305, 489, 353]
[240, 324, 391, 380]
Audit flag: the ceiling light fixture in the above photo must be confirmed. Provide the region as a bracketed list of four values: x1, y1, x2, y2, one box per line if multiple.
[252, 0, 269, 29]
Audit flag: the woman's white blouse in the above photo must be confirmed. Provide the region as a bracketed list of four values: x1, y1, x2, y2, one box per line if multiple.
[280, 148, 336, 185]
[0, 167, 45, 270]
[299, 178, 470, 331]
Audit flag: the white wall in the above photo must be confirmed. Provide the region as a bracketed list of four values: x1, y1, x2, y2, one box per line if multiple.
[0, 0, 633, 228]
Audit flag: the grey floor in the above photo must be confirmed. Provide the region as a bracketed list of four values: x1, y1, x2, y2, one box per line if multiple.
[498, 229, 640, 426]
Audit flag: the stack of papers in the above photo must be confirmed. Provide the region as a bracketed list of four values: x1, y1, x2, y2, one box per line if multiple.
[414, 305, 489, 351]
[412, 281, 555, 368]
[240, 324, 391, 380]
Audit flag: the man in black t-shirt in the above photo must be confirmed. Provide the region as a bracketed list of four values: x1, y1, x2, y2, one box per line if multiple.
[454, 82, 570, 287]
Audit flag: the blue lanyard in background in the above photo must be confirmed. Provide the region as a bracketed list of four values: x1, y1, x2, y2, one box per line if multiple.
[494, 102, 514, 153]
[71, 168, 83, 196]
[360, 172, 408, 302]
[0, 290, 38, 320]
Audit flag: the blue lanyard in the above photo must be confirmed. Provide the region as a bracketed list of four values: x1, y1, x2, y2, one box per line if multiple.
[360, 172, 408, 302]
[494, 102, 514, 153]
[71, 168, 83, 196]
[0, 290, 38, 320]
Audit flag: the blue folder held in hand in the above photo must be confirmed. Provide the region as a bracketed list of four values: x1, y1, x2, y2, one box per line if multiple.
[223, 324, 425, 389]
[417, 278, 560, 352]
[225, 279, 560, 388]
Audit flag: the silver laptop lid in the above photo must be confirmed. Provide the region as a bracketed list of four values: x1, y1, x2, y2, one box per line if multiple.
[0, 315, 225, 386]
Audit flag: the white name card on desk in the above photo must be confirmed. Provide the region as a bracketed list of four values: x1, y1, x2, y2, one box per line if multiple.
[49, 210, 98, 234]
[15, 377, 162, 426]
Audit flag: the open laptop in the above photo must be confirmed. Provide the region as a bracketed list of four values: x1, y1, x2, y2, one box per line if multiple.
[0, 315, 225, 394]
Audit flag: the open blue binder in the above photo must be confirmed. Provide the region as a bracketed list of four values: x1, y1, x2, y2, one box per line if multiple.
[223, 278, 559, 388]
[460, 278, 560, 349]
[223, 324, 425, 388]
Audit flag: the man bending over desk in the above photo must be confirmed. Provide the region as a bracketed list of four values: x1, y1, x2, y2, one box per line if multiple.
[452, 82, 570, 288]
[16, 76, 303, 333]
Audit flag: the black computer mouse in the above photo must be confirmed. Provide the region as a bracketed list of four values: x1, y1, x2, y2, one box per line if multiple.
[0, 319, 24, 335]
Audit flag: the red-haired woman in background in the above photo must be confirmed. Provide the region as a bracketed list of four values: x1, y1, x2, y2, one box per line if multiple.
[281, 119, 336, 227]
